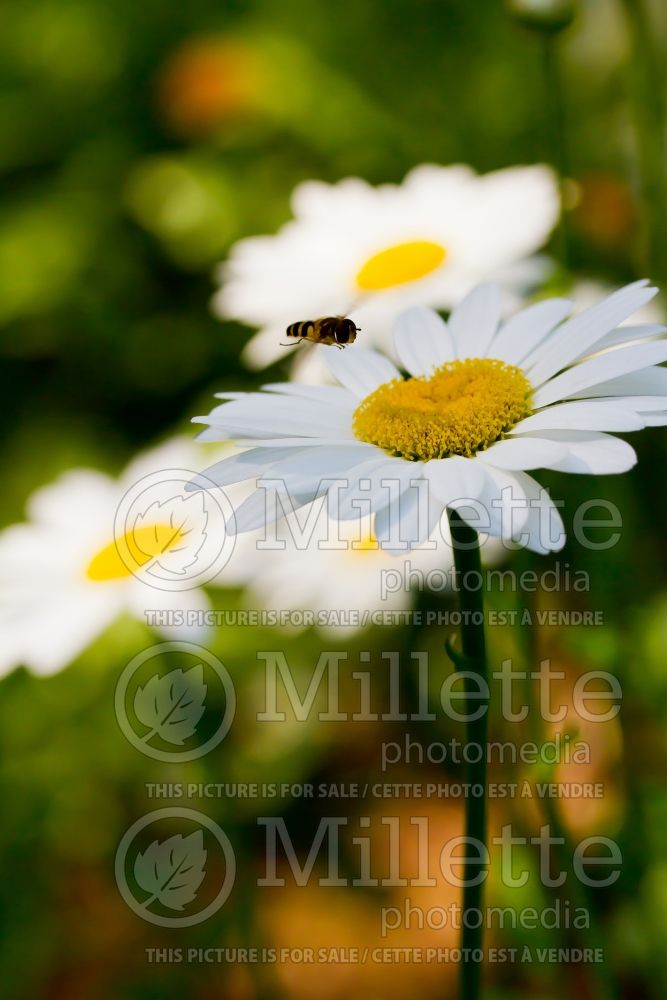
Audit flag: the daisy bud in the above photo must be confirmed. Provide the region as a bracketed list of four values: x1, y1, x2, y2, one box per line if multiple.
[505, 0, 577, 33]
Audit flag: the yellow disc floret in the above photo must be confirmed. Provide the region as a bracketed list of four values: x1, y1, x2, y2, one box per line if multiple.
[352, 358, 532, 461]
[85, 523, 187, 581]
[355, 241, 446, 291]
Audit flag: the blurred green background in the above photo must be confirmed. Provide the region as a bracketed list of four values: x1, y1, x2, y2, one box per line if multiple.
[2, 0, 667, 997]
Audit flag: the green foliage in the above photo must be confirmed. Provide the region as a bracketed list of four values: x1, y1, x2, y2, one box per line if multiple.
[1, 0, 667, 997]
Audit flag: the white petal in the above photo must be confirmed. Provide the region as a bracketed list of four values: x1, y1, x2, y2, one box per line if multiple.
[241, 327, 288, 370]
[199, 393, 355, 439]
[290, 176, 373, 220]
[519, 431, 637, 474]
[573, 323, 666, 360]
[423, 456, 487, 506]
[261, 383, 356, 406]
[532, 341, 667, 407]
[326, 345, 400, 397]
[509, 472, 566, 554]
[454, 467, 565, 552]
[593, 394, 667, 411]
[459, 465, 531, 540]
[525, 324, 664, 371]
[266, 445, 382, 492]
[527, 280, 657, 386]
[117, 433, 204, 484]
[25, 470, 115, 528]
[232, 487, 317, 533]
[449, 283, 501, 359]
[479, 437, 569, 470]
[223, 438, 370, 451]
[491, 298, 573, 365]
[469, 165, 560, 261]
[393, 307, 455, 376]
[195, 426, 231, 443]
[566, 366, 667, 399]
[510, 401, 643, 434]
[131, 586, 212, 644]
[374, 481, 440, 553]
[14, 589, 123, 676]
[189, 448, 309, 489]
[640, 412, 667, 426]
[332, 458, 420, 519]
[201, 419, 353, 441]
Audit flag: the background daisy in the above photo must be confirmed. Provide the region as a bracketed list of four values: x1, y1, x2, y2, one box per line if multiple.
[213, 164, 560, 374]
[223, 499, 503, 635]
[0, 439, 228, 676]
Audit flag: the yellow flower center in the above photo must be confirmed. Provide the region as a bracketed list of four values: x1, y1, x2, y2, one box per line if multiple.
[350, 530, 379, 553]
[85, 523, 187, 582]
[355, 240, 446, 291]
[352, 358, 532, 461]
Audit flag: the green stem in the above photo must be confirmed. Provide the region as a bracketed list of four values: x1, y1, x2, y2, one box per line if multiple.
[447, 509, 488, 1000]
[620, 0, 667, 284]
[541, 33, 569, 269]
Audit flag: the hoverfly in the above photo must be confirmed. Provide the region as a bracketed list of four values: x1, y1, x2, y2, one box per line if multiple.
[282, 315, 360, 350]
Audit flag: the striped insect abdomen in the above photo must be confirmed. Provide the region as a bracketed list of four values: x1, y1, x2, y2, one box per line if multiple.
[286, 321, 314, 339]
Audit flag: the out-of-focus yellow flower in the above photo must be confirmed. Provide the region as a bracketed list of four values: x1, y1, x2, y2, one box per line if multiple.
[0, 439, 230, 676]
[213, 165, 560, 374]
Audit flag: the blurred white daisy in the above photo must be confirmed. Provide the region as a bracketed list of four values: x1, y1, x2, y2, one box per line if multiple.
[194, 281, 667, 555]
[214, 164, 560, 375]
[224, 502, 501, 635]
[0, 439, 231, 677]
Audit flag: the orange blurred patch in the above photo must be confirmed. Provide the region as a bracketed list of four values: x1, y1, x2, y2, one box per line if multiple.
[571, 172, 638, 250]
[512, 644, 626, 838]
[260, 803, 463, 999]
[156, 36, 265, 136]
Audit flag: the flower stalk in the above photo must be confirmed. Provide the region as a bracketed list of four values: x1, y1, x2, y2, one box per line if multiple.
[505, 0, 575, 269]
[541, 32, 570, 268]
[447, 509, 489, 1000]
[620, 0, 667, 287]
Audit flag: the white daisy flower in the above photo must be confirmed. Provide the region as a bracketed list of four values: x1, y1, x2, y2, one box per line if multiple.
[214, 164, 560, 373]
[0, 439, 231, 677]
[193, 281, 667, 556]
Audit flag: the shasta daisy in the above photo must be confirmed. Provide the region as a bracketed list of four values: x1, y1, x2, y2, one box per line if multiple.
[194, 281, 667, 555]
